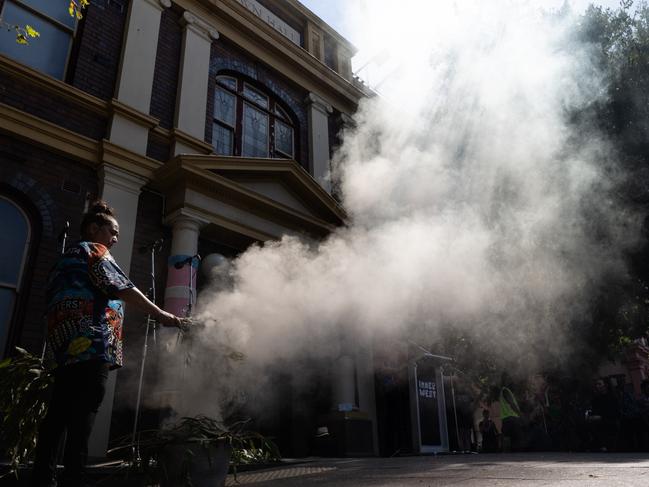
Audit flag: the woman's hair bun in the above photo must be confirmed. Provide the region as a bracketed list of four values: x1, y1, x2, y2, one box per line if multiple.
[88, 200, 115, 216]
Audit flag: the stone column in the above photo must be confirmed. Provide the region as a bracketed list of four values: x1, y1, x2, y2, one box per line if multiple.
[88, 165, 147, 458]
[305, 93, 333, 193]
[164, 211, 207, 316]
[110, 0, 170, 154]
[356, 345, 379, 454]
[173, 12, 219, 155]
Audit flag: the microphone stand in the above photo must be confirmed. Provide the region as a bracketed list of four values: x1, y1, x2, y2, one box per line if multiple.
[131, 239, 162, 465]
[41, 221, 70, 361]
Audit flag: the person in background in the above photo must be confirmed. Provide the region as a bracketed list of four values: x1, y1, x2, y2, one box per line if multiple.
[586, 378, 620, 452]
[613, 376, 641, 451]
[637, 379, 649, 450]
[31, 201, 186, 487]
[500, 382, 523, 451]
[479, 409, 499, 453]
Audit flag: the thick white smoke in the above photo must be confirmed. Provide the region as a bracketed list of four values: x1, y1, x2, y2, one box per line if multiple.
[163, 1, 641, 417]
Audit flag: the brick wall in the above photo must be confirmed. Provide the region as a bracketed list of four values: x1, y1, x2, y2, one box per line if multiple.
[69, 0, 128, 100]
[146, 135, 171, 162]
[150, 6, 182, 130]
[0, 134, 98, 355]
[0, 71, 107, 139]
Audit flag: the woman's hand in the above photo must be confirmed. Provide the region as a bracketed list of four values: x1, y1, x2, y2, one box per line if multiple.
[156, 310, 184, 328]
[115, 287, 189, 330]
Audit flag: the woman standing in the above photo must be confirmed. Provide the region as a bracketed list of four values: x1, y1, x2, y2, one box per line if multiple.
[32, 201, 185, 487]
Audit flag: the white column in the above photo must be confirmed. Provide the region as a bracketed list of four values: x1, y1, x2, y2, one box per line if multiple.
[305, 93, 333, 193]
[164, 211, 208, 316]
[173, 12, 219, 155]
[159, 211, 207, 414]
[110, 0, 170, 154]
[356, 345, 379, 454]
[89, 165, 147, 458]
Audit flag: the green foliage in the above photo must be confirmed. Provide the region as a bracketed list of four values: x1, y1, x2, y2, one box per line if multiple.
[111, 415, 280, 486]
[577, 1, 649, 172]
[0, 0, 89, 45]
[0, 348, 53, 478]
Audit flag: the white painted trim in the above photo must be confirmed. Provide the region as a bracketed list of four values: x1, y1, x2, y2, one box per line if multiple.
[181, 11, 220, 41]
[99, 164, 148, 197]
[305, 92, 333, 115]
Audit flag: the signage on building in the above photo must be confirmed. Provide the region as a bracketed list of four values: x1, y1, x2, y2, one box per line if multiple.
[236, 0, 302, 46]
[417, 360, 441, 446]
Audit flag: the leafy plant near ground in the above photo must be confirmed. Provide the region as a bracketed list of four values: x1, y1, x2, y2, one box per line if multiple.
[111, 415, 281, 485]
[0, 0, 89, 45]
[0, 348, 53, 478]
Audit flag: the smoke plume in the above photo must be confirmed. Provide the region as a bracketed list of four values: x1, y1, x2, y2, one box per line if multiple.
[162, 1, 642, 417]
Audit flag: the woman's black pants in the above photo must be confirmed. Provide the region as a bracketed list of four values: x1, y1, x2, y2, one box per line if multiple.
[31, 360, 110, 487]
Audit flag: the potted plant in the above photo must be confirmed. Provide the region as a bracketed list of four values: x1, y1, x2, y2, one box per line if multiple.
[0, 347, 53, 479]
[112, 415, 280, 487]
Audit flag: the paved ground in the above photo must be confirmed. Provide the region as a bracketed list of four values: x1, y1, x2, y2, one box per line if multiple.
[5, 453, 649, 486]
[224, 453, 649, 486]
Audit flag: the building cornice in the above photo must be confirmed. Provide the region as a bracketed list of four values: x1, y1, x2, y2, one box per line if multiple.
[154, 155, 344, 238]
[170, 127, 214, 155]
[109, 99, 159, 129]
[0, 102, 164, 183]
[0, 55, 108, 115]
[181, 10, 220, 40]
[177, 0, 365, 114]
[278, 0, 357, 54]
[173, 154, 346, 222]
[99, 140, 163, 180]
[0, 101, 98, 163]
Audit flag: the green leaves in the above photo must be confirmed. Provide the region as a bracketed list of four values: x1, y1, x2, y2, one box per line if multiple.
[0, 348, 53, 478]
[69, 0, 90, 20]
[109, 415, 281, 486]
[0, 0, 88, 45]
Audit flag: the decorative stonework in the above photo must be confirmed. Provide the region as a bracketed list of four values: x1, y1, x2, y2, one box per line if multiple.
[99, 163, 148, 197]
[306, 92, 333, 115]
[143, 0, 171, 10]
[9, 173, 55, 237]
[181, 11, 219, 41]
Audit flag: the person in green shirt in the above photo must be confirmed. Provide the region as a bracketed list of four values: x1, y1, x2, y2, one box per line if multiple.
[500, 385, 523, 451]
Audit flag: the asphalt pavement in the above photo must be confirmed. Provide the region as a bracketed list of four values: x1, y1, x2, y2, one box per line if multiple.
[224, 452, 649, 486]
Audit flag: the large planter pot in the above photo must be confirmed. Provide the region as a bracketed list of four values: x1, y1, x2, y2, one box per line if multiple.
[159, 441, 231, 487]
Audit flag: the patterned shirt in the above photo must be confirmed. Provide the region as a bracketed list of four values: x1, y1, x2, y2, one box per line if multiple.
[45, 241, 134, 369]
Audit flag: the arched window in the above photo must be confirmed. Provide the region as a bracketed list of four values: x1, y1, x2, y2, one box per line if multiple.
[0, 196, 31, 356]
[212, 75, 296, 160]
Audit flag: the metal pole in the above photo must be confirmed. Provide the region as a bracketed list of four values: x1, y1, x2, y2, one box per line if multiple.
[131, 242, 160, 464]
[186, 259, 194, 317]
[450, 372, 461, 451]
[60, 221, 70, 254]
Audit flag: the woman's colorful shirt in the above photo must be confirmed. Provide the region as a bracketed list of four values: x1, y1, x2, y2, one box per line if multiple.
[45, 241, 134, 369]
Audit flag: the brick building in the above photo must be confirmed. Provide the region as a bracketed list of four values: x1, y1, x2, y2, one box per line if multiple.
[0, 0, 380, 458]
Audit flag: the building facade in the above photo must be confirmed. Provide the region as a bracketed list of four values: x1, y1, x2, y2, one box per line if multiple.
[0, 0, 382, 458]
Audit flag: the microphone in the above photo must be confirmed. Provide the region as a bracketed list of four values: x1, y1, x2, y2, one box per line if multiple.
[139, 238, 164, 254]
[174, 254, 201, 269]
